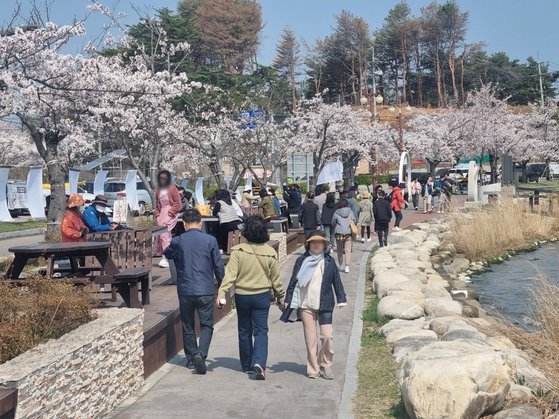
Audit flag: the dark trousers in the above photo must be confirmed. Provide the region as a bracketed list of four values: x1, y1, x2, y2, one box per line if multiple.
[178, 294, 215, 361]
[360, 225, 371, 239]
[217, 221, 240, 252]
[235, 291, 271, 371]
[377, 222, 389, 247]
[412, 193, 419, 209]
[393, 210, 403, 228]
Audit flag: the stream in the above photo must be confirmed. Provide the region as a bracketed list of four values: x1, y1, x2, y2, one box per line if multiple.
[468, 242, 559, 331]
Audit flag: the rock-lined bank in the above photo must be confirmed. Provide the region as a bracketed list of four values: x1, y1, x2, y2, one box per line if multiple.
[370, 220, 551, 419]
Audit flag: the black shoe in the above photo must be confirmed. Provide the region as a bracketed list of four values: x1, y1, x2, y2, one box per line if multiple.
[185, 359, 195, 370]
[254, 364, 266, 380]
[193, 353, 207, 375]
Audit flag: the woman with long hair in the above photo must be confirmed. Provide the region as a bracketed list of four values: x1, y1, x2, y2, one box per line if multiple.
[281, 231, 346, 379]
[217, 216, 285, 380]
[155, 169, 181, 268]
[331, 199, 356, 274]
[212, 189, 243, 252]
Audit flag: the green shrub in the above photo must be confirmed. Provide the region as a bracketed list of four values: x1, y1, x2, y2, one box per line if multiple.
[0, 279, 96, 364]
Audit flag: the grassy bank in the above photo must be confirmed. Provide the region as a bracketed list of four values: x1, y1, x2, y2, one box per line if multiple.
[448, 201, 559, 261]
[0, 220, 46, 234]
[355, 288, 408, 418]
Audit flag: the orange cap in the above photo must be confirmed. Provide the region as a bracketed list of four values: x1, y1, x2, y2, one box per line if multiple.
[67, 193, 85, 209]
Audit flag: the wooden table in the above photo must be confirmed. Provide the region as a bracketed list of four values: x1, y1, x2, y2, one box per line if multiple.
[3, 242, 149, 308]
[201, 217, 219, 235]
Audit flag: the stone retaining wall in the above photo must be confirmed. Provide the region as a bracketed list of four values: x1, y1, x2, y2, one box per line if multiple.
[0, 308, 144, 419]
[270, 232, 287, 263]
[371, 220, 549, 419]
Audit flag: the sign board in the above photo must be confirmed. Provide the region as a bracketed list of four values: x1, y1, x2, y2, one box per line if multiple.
[287, 154, 313, 180]
[112, 199, 128, 223]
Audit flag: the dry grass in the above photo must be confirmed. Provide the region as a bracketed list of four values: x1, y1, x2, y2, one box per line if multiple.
[448, 201, 559, 261]
[0, 278, 96, 364]
[128, 215, 157, 229]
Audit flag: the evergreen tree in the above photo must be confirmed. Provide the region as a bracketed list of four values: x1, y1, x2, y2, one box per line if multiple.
[273, 27, 300, 112]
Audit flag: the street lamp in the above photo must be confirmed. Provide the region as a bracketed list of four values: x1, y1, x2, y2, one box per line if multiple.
[389, 104, 412, 153]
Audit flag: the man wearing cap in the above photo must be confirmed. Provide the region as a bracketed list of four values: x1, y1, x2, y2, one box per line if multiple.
[61, 193, 89, 242]
[83, 195, 115, 232]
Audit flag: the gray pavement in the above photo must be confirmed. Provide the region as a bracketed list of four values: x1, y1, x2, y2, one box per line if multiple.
[113, 241, 373, 419]
[0, 234, 44, 257]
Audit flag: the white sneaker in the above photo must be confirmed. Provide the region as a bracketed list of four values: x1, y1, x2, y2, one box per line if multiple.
[361, 237, 365, 243]
[393, 227, 401, 232]
[344, 266, 350, 273]
[356, 235, 361, 240]
[367, 238, 372, 243]
[437, 210, 442, 214]
[338, 265, 345, 272]
[158, 257, 170, 268]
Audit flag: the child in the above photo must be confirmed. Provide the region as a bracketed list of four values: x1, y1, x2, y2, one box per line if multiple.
[373, 190, 392, 247]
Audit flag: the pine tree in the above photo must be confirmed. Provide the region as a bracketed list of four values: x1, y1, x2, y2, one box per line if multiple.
[273, 27, 300, 112]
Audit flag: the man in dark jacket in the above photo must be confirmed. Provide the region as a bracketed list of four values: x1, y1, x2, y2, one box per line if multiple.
[298, 191, 321, 239]
[373, 190, 392, 247]
[283, 184, 302, 227]
[164, 209, 225, 375]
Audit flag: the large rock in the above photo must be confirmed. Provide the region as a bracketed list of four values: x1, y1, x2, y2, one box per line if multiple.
[406, 230, 428, 245]
[373, 271, 410, 296]
[392, 249, 420, 262]
[510, 355, 551, 392]
[380, 318, 426, 337]
[393, 335, 438, 362]
[379, 279, 424, 298]
[385, 328, 437, 345]
[378, 296, 425, 320]
[371, 253, 394, 264]
[399, 340, 511, 419]
[424, 285, 453, 299]
[493, 404, 542, 419]
[388, 232, 416, 245]
[425, 298, 463, 317]
[429, 316, 468, 336]
[507, 384, 534, 403]
[397, 259, 427, 272]
[441, 328, 487, 342]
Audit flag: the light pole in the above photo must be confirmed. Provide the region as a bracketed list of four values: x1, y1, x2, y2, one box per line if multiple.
[389, 104, 412, 153]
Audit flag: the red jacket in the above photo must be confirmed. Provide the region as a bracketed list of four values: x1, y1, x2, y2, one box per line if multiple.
[391, 186, 405, 212]
[155, 184, 182, 217]
[61, 209, 89, 242]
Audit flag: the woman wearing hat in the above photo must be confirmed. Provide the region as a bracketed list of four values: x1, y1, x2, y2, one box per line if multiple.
[281, 231, 347, 380]
[83, 194, 114, 232]
[61, 193, 89, 242]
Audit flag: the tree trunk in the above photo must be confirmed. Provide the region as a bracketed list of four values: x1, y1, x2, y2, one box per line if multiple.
[45, 159, 67, 242]
[415, 44, 423, 107]
[448, 46, 459, 103]
[427, 159, 439, 178]
[434, 42, 445, 107]
[489, 153, 498, 184]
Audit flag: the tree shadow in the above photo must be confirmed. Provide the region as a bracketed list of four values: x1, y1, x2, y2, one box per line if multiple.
[267, 361, 306, 375]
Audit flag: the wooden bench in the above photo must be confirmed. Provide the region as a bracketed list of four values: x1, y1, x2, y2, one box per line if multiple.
[286, 232, 300, 254]
[269, 217, 288, 233]
[112, 267, 150, 308]
[0, 387, 17, 419]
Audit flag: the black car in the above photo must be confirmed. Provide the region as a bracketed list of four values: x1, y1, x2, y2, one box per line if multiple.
[525, 163, 547, 182]
[410, 171, 429, 184]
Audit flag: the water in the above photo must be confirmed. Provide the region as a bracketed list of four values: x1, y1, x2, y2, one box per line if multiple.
[468, 242, 559, 330]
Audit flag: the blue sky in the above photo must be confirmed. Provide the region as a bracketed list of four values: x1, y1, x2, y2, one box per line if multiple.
[4, 0, 559, 71]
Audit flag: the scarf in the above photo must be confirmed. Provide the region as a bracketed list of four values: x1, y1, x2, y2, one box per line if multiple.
[296, 253, 324, 288]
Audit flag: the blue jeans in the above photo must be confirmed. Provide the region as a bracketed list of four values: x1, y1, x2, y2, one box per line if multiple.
[235, 292, 271, 371]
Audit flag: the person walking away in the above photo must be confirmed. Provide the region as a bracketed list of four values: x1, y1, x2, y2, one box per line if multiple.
[422, 177, 434, 214]
[270, 188, 282, 217]
[216, 216, 285, 380]
[331, 199, 356, 273]
[411, 178, 422, 210]
[281, 231, 347, 379]
[258, 189, 277, 221]
[299, 192, 321, 239]
[373, 190, 392, 247]
[212, 189, 243, 253]
[314, 185, 327, 213]
[346, 190, 359, 220]
[321, 192, 337, 250]
[438, 174, 453, 214]
[241, 190, 258, 209]
[61, 193, 89, 242]
[164, 209, 225, 375]
[83, 195, 115, 232]
[357, 191, 373, 243]
[283, 184, 302, 228]
[391, 183, 405, 231]
[372, 184, 383, 202]
[154, 170, 182, 268]
[402, 175, 410, 209]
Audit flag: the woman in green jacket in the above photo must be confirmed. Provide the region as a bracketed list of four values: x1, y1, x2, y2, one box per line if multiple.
[217, 216, 285, 380]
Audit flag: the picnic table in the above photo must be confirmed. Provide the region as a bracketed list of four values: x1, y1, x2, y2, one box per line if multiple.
[2, 242, 149, 309]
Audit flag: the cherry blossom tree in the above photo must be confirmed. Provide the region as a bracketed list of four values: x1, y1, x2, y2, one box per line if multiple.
[0, 120, 42, 166]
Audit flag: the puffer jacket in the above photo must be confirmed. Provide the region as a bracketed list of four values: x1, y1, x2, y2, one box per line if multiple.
[331, 207, 356, 235]
[391, 186, 405, 212]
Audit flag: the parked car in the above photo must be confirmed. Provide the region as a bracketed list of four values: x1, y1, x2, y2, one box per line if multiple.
[104, 178, 152, 215]
[525, 163, 547, 182]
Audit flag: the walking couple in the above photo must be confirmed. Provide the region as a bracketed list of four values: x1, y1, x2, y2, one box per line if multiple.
[165, 211, 346, 381]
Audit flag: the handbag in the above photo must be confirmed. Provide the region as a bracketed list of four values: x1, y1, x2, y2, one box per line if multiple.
[349, 217, 358, 237]
[250, 245, 277, 303]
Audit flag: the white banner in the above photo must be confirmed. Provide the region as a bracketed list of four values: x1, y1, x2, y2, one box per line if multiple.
[225, 175, 232, 189]
[68, 169, 80, 194]
[27, 166, 46, 220]
[93, 170, 108, 197]
[316, 161, 343, 186]
[125, 170, 139, 211]
[244, 175, 253, 191]
[0, 167, 12, 221]
[195, 177, 205, 204]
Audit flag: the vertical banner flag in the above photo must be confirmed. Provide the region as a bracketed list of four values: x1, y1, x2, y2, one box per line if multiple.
[68, 169, 80, 194]
[94, 170, 108, 197]
[316, 161, 343, 185]
[225, 175, 232, 190]
[195, 177, 205, 205]
[27, 166, 46, 220]
[244, 175, 253, 191]
[0, 167, 13, 221]
[125, 170, 139, 211]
